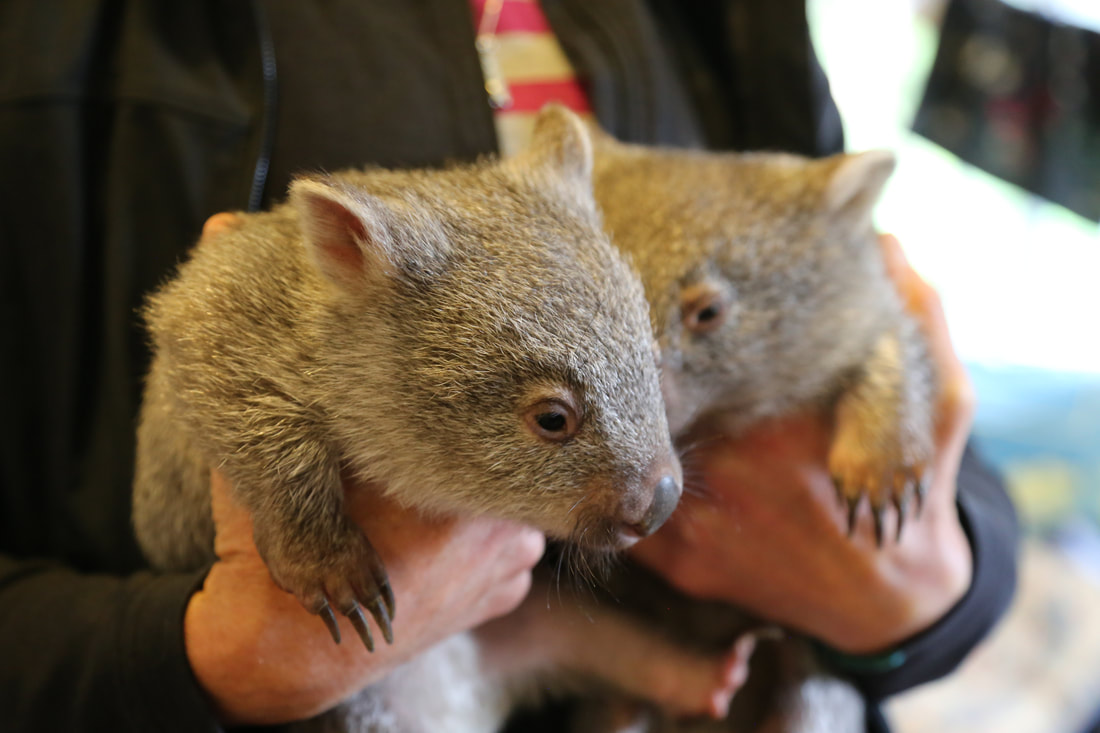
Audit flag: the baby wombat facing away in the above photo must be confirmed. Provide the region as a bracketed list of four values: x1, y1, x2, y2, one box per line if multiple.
[131, 106, 682, 653]
[574, 134, 938, 732]
[593, 136, 935, 540]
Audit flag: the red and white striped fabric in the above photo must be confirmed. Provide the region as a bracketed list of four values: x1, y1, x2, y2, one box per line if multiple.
[470, 0, 594, 156]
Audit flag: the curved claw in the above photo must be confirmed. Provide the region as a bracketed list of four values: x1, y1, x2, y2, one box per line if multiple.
[348, 603, 375, 652]
[846, 495, 861, 537]
[871, 504, 886, 548]
[380, 578, 396, 621]
[914, 478, 928, 518]
[831, 476, 846, 509]
[367, 596, 394, 646]
[319, 599, 341, 645]
[894, 493, 909, 542]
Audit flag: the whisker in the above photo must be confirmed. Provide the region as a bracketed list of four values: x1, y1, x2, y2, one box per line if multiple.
[682, 475, 713, 501]
[554, 544, 566, 606]
[675, 430, 728, 461]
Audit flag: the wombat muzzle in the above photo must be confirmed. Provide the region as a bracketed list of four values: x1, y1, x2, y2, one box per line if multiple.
[633, 475, 680, 536]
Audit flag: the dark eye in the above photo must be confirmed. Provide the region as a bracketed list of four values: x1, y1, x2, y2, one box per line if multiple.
[696, 304, 720, 323]
[536, 411, 567, 432]
[682, 289, 728, 334]
[524, 397, 580, 443]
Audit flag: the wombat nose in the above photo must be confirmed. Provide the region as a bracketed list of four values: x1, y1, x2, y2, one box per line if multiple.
[633, 475, 681, 537]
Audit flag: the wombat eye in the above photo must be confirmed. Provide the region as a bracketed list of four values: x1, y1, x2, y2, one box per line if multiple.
[682, 290, 728, 334]
[537, 412, 566, 431]
[523, 398, 580, 443]
[697, 305, 720, 323]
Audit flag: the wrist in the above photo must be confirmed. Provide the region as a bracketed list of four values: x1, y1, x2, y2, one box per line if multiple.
[182, 564, 365, 725]
[811, 637, 909, 675]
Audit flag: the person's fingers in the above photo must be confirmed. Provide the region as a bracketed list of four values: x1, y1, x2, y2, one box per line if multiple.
[878, 234, 975, 440]
[878, 232, 912, 286]
[499, 523, 547, 576]
[476, 521, 545, 618]
[201, 212, 243, 240]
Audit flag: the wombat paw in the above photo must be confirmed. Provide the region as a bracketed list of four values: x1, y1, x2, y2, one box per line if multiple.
[260, 527, 396, 652]
[828, 436, 929, 548]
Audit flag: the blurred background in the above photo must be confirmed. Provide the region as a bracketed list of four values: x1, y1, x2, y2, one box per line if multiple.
[807, 0, 1100, 730]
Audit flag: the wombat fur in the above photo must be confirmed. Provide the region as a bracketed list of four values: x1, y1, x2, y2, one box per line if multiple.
[134, 100, 935, 732]
[593, 131, 935, 532]
[561, 131, 939, 732]
[132, 104, 682, 664]
[308, 133, 937, 733]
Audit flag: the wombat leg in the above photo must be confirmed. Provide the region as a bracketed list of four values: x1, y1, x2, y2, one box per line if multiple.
[478, 573, 747, 723]
[245, 467, 395, 651]
[828, 321, 935, 547]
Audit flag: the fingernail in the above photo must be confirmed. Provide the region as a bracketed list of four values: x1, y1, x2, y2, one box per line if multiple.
[710, 689, 734, 719]
[753, 625, 785, 642]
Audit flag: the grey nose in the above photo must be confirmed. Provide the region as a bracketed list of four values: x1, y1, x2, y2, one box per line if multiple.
[634, 475, 681, 537]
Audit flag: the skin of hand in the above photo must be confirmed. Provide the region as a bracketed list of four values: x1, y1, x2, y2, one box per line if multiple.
[182, 214, 546, 725]
[630, 234, 975, 655]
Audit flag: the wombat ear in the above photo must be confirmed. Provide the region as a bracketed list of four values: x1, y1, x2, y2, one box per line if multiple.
[820, 150, 897, 227]
[584, 119, 619, 151]
[290, 176, 399, 292]
[522, 103, 594, 184]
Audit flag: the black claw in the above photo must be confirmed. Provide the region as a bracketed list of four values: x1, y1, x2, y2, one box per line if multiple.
[348, 603, 375, 652]
[894, 494, 909, 542]
[846, 495, 861, 537]
[872, 505, 886, 548]
[915, 479, 928, 517]
[380, 578, 396, 620]
[831, 477, 845, 508]
[319, 599, 342, 645]
[367, 596, 394, 646]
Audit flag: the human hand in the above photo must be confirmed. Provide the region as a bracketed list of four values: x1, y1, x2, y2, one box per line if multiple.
[184, 469, 544, 725]
[181, 214, 546, 725]
[630, 234, 974, 654]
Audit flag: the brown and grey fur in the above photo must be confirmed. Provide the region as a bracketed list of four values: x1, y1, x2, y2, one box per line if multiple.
[132, 105, 683, 676]
[592, 134, 935, 492]
[304, 137, 937, 733]
[134, 103, 934, 732]
[560, 133, 939, 732]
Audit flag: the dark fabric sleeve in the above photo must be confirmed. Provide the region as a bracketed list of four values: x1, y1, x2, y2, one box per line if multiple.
[820, 443, 1020, 703]
[0, 556, 222, 733]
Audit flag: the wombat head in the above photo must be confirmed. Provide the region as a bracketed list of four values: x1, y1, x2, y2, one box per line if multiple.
[593, 133, 897, 436]
[293, 106, 681, 550]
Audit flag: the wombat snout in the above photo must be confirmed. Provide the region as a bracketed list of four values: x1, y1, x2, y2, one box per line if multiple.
[630, 474, 681, 537]
[614, 464, 681, 549]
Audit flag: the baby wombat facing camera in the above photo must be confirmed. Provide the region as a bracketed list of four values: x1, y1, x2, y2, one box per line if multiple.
[576, 134, 938, 733]
[131, 106, 681, 652]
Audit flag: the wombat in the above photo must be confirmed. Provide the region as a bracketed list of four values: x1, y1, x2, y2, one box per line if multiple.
[592, 135, 934, 527]
[131, 105, 683, 656]
[352, 134, 937, 733]
[559, 130, 940, 732]
[297, 132, 938, 733]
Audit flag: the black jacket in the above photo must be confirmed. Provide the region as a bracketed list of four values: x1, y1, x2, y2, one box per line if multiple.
[0, 2, 1016, 731]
